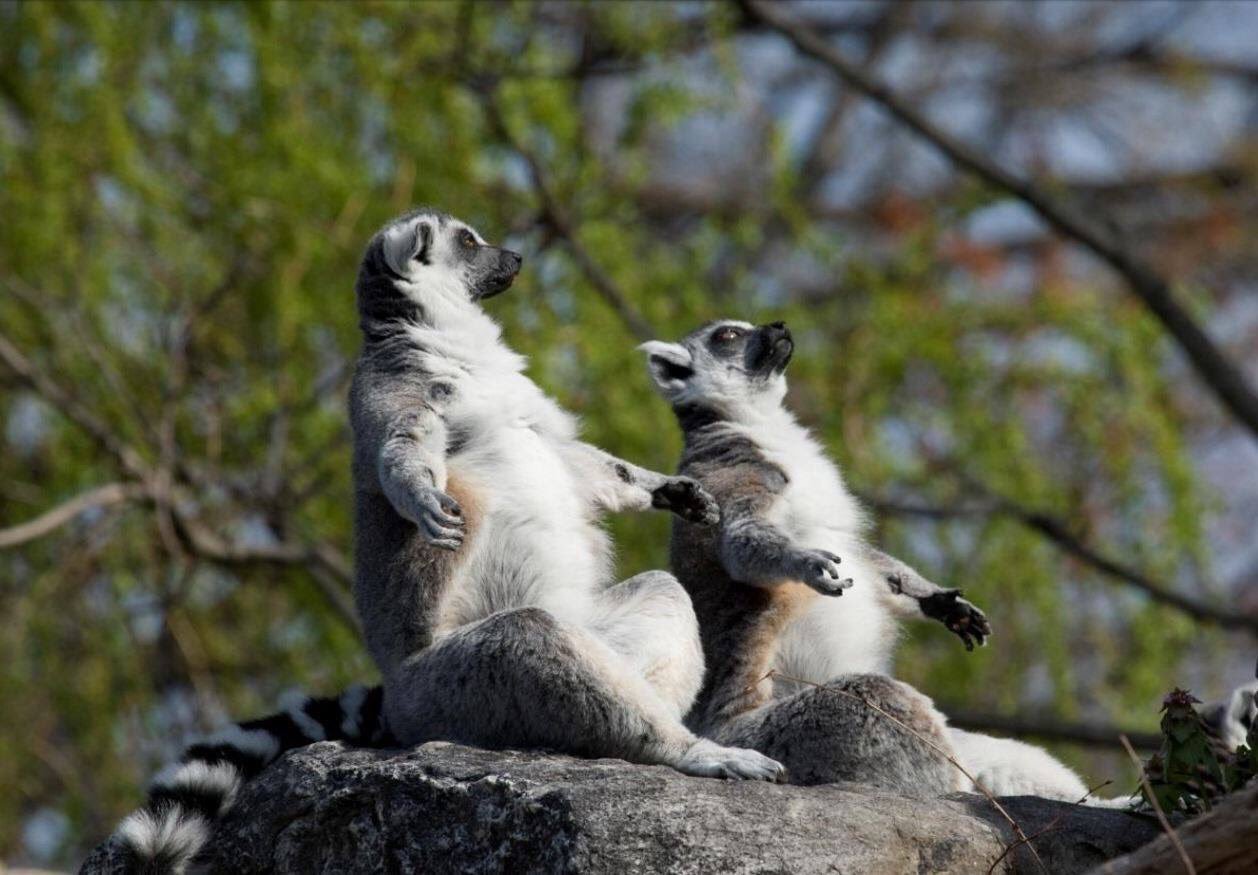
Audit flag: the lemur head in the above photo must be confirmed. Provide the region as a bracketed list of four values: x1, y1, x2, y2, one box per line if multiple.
[356, 207, 523, 332]
[640, 320, 794, 420]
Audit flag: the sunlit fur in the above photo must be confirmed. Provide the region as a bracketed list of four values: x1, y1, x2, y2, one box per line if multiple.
[350, 211, 785, 788]
[645, 321, 1101, 803]
[644, 324, 895, 686]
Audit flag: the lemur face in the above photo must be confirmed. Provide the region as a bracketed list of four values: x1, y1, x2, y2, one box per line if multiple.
[374, 208, 523, 303]
[640, 320, 794, 415]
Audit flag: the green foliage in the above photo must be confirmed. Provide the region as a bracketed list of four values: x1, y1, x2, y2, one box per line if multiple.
[0, 1, 1230, 866]
[1142, 689, 1257, 815]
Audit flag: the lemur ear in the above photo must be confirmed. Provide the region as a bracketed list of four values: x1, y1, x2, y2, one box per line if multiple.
[638, 341, 694, 393]
[382, 221, 433, 276]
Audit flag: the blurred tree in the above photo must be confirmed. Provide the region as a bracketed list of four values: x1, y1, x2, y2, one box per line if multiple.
[2, 0, 1256, 867]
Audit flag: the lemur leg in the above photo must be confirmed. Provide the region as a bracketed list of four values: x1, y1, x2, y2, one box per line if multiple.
[592, 571, 705, 718]
[712, 674, 963, 796]
[385, 606, 785, 781]
[562, 442, 719, 524]
[864, 546, 991, 649]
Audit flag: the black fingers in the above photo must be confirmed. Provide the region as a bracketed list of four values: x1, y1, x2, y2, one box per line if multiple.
[920, 589, 992, 651]
[652, 477, 721, 526]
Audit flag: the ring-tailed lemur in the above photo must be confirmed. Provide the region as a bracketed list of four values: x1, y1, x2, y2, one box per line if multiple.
[102, 213, 782, 874]
[350, 210, 777, 783]
[644, 320, 1258, 802]
[638, 319, 1132, 800]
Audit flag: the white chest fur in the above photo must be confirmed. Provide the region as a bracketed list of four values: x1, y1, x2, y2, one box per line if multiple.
[426, 352, 610, 632]
[733, 412, 898, 683]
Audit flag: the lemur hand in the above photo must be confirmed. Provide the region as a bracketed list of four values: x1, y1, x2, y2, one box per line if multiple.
[791, 548, 853, 596]
[651, 477, 721, 525]
[919, 589, 991, 651]
[412, 488, 465, 551]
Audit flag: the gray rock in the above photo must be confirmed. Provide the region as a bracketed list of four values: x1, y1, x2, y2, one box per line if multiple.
[81, 741, 1159, 874]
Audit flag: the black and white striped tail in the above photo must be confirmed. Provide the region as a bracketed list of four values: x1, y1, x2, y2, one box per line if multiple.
[110, 684, 388, 874]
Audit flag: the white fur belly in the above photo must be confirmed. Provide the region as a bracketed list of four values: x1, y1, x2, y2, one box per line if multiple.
[772, 536, 897, 684]
[438, 424, 609, 630]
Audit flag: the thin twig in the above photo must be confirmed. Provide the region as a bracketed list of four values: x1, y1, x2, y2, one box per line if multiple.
[759, 669, 1048, 874]
[1119, 734, 1196, 875]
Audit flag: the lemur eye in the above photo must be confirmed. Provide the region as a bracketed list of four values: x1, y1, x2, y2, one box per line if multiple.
[459, 229, 477, 249]
[712, 327, 744, 344]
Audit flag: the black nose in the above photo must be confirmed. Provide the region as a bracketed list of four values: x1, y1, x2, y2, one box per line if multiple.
[503, 250, 523, 272]
[764, 320, 791, 342]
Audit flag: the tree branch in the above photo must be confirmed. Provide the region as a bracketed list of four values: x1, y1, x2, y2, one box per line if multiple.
[0, 482, 147, 549]
[480, 91, 657, 342]
[740, 0, 1258, 443]
[863, 491, 1258, 635]
[946, 708, 1161, 752]
[1090, 779, 1257, 875]
[0, 329, 152, 481]
[0, 325, 359, 632]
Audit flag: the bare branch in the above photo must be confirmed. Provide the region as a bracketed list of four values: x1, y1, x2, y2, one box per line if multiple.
[0, 482, 146, 549]
[170, 510, 359, 633]
[864, 490, 1258, 636]
[740, 0, 1258, 444]
[480, 91, 657, 342]
[946, 709, 1161, 752]
[0, 329, 152, 481]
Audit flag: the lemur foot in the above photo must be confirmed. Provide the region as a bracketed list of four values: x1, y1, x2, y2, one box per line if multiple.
[919, 589, 991, 650]
[651, 477, 721, 525]
[413, 488, 465, 551]
[791, 549, 853, 596]
[676, 739, 786, 782]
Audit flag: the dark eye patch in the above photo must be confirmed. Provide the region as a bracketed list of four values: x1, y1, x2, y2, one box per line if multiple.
[710, 326, 745, 345]
[458, 229, 477, 249]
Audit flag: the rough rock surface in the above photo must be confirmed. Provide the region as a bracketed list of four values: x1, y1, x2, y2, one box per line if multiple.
[82, 741, 1160, 874]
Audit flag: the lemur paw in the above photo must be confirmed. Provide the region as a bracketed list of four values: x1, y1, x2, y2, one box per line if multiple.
[919, 589, 991, 651]
[676, 739, 787, 782]
[793, 549, 852, 596]
[651, 477, 720, 525]
[414, 488, 465, 551]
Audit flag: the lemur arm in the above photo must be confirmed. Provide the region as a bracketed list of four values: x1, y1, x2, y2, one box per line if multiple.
[863, 546, 991, 650]
[713, 465, 852, 597]
[562, 442, 719, 524]
[376, 405, 465, 550]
